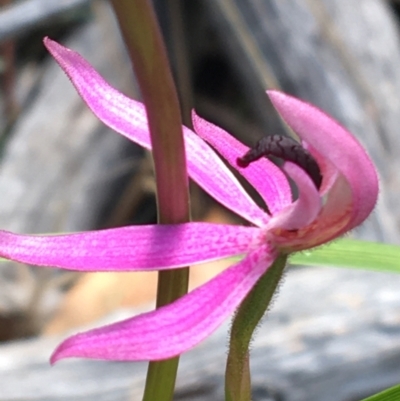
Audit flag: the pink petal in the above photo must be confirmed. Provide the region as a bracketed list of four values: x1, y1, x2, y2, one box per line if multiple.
[44, 38, 266, 226]
[192, 112, 291, 215]
[267, 162, 321, 231]
[51, 243, 277, 362]
[302, 142, 338, 197]
[307, 174, 353, 246]
[0, 223, 260, 271]
[267, 90, 378, 229]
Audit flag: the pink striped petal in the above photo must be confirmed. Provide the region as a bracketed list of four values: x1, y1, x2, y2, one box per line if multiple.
[51, 243, 277, 362]
[267, 90, 378, 229]
[192, 112, 291, 216]
[267, 162, 321, 231]
[44, 38, 266, 226]
[0, 223, 260, 271]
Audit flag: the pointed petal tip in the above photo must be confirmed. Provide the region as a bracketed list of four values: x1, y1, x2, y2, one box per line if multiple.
[43, 36, 60, 51]
[267, 89, 312, 115]
[49, 352, 60, 365]
[266, 89, 281, 97]
[50, 341, 70, 365]
[266, 89, 290, 106]
[50, 334, 102, 364]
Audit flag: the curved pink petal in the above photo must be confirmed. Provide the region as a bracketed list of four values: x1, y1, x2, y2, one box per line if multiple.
[267, 90, 378, 229]
[192, 112, 291, 215]
[302, 142, 338, 197]
[305, 173, 352, 246]
[267, 162, 321, 231]
[44, 38, 266, 226]
[0, 223, 260, 271]
[51, 243, 277, 362]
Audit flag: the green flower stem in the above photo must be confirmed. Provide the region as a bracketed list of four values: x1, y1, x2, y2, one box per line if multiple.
[110, 2, 190, 401]
[225, 255, 287, 401]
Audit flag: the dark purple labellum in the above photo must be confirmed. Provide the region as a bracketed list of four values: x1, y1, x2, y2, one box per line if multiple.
[237, 135, 322, 189]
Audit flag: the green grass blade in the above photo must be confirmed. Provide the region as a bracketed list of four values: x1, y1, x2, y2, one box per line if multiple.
[361, 384, 400, 401]
[290, 239, 400, 273]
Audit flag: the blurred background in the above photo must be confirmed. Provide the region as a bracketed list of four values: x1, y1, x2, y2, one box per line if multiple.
[1, 0, 400, 400]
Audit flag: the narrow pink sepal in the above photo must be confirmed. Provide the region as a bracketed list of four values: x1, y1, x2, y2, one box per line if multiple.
[192, 111, 291, 215]
[0, 223, 259, 271]
[50, 244, 276, 363]
[267, 90, 379, 229]
[43, 38, 267, 226]
[267, 162, 321, 230]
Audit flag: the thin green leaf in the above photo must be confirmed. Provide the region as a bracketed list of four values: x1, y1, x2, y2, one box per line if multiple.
[361, 383, 400, 401]
[290, 239, 400, 273]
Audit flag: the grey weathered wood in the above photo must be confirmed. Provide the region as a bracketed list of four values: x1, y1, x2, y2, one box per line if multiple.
[0, 0, 93, 42]
[0, 1, 141, 334]
[1, 266, 400, 401]
[204, 0, 400, 244]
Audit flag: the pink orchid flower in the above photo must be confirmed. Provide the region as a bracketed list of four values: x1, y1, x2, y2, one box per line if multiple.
[0, 38, 378, 363]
